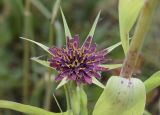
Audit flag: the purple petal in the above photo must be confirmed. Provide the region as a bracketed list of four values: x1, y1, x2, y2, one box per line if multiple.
[84, 75, 92, 84]
[96, 49, 108, 56]
[92, 72, 101, 79]
[82, 36, 92, 49]
[48, 47, 57, 55]
[66, 36, 71, 48]
[55, 73, 64, 81]
[73, 35, 79, 48]
[89, 44, 97, 53]
[94, 66, 108, 71]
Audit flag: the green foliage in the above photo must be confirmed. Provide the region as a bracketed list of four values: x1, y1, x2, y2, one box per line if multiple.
[70, 86, 88, 115]
[31, 0, 51, 19]
[87, 11, 101, 37]
[144, 71, 160, 93]
[56, 77, 68, 89]
[20, 37, 51, 55]
[60, 8, 72, 39]
[31, 57, 51, 68]
[92, 77, 105, 89]
[99, 64, 122, 70]
[0, 100, 68, 115]
[93, 76, 146, 115]
[119, 0, 144, 54]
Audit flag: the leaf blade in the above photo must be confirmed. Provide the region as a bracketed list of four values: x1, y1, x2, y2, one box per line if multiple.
[99, 64, 122, 70]
[31, 0, 51, 19]
[60, 8, 72, 39]
[31, 57, 51, 68]
[92, 77, 105, 89]
[20, 37, 52, 55]
[0, 100, 68, 115]
[144, 71, 160, 93]
[119, 0, 144, 54]
[56, 77, 68, 89]
[88, 11, 101, 37]
[93, 76, 146, 115]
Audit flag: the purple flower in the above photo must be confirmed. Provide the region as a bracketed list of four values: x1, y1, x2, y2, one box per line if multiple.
[48, 35, 108, 85]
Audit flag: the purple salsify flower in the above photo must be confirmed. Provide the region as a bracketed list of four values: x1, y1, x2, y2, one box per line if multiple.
[48, 35, 108, 85]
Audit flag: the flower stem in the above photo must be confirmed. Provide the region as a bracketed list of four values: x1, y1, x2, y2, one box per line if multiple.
[44, 25, 54, 110]
[64, 84, 71, 111]
[22, 0, 31, 103]
[120, 0, 158, 78]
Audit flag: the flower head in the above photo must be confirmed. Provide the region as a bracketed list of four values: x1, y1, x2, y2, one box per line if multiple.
[48, 35, 108, 85]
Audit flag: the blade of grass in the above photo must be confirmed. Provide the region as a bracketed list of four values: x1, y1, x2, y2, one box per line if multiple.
[22, 0, 32, 103]
[31, 0, 51, 19]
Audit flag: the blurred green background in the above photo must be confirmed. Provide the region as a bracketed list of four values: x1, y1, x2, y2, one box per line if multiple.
[0, 0, 160, 115]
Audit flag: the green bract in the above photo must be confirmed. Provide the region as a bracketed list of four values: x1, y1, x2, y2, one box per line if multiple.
[93, 76, 146, 115]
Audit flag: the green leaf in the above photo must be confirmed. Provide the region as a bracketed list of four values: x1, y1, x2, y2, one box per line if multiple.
[119, 0, 144, 54]
[143, 110, 151, 115]
[99, 64, 122, 70]
[106, 42, 121, 54]
[51, 0, 61, 24]
[144, 71, 160, 93]
[92, 77, 105, 89]
[93, 76, 146, 115]
[60, 8, 72, 39]
[88, 11, 101, 37]
[31, 57, 51, 68]
[56, 77, 68, 89]
[0, 100, 68, 115]
[20, 37, 52, 55]
[31, 0, 51, 19]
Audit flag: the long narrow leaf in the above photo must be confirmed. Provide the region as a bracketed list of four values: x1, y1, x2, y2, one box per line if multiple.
[20, 37, 52, 55]
[31, 57, 51, 68]
[88, 11, 101, 37]
[31, 0, 51, 19]
[106, 42, 121, 54]
[144, 71, 160, 93]
[51, 0, 61, 24]
[119, 0, 144, 54]
[60, 8, 72, 39]
[92, 77, 105, 89]
[99, 64, 122, 70]
[56, 77, 68, 89]
[0, 100, 68, 115]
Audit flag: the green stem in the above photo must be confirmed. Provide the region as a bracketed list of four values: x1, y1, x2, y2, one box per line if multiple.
[64, 85, 71, 111]
[44, 20, 55, 111]
[44, 0, 61, 110]
[120, 0, 158, 78]
[22, 0, 31, 103]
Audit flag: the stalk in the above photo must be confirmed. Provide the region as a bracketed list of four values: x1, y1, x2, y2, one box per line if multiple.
[22, 0, 31, 103]
[120, 0, 158, 78]
[64, 85, 71, 111]
[44, 25, 54, 110]
[44, 0, 61, 110]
